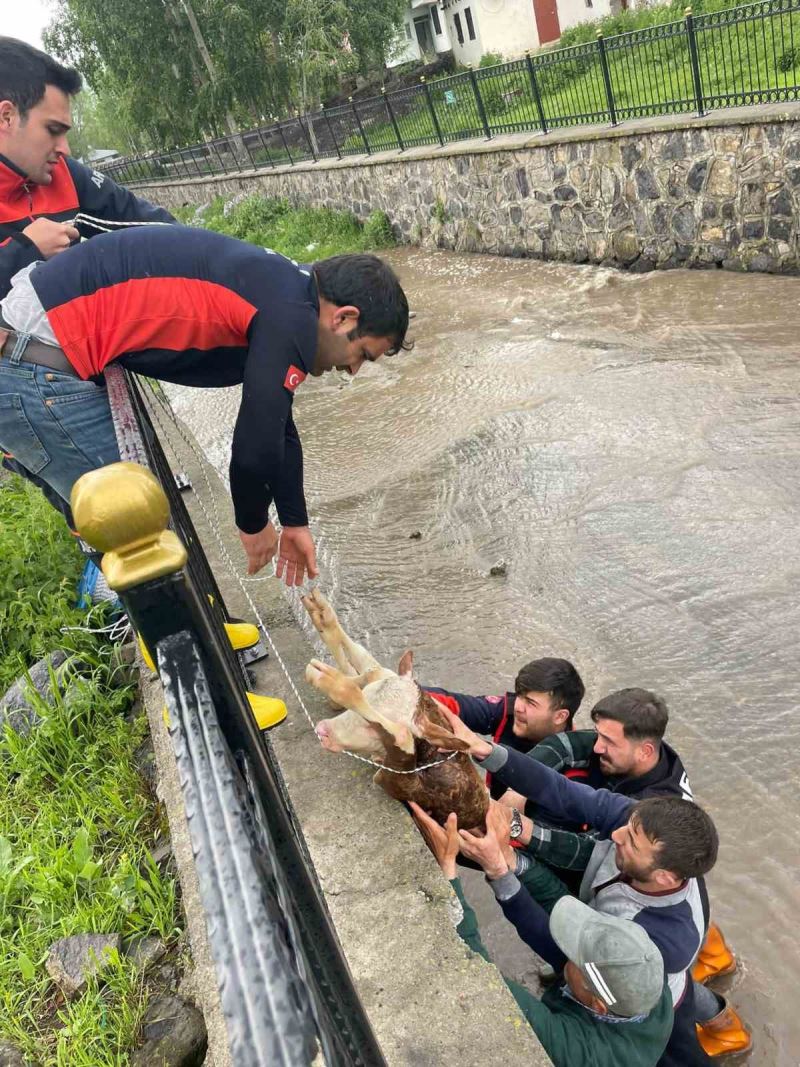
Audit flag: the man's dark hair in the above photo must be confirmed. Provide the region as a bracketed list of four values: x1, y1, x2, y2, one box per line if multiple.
[633, 797, 718, 879]
[514, 657, 585, 726]
[314, 254, 412, 355]
[0, 38, 82, 117]
[590, 688, 668, 744]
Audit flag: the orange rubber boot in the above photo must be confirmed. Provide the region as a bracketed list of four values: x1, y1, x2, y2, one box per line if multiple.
[696, 1001, 752, 1058]
[692, 923, 737, 984]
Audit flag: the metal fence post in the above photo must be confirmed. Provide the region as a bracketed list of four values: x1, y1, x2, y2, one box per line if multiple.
[524, 51, 548, 134]
[421, 76, 444, 146]
[322, 106, 341, 159]
[297, 112, 317, 161]
[256, 128, 275, 168]
[382, 87, 405, 152]
[596, 32, 618, 126]
[350, 97, 371, 154]
[276, 121, 294, 165]
[468, 67, 492, 139]
[685, 7, 705, 117]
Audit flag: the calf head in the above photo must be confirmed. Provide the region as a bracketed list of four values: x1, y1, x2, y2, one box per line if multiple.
[303, 592, 488, 831]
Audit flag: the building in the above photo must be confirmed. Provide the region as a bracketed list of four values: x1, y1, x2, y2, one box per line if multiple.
[387, 0, 620, 69]
[387, 0, 453, 66]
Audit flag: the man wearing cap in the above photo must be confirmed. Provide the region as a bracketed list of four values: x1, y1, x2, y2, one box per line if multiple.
[411, 802, 673, 1067]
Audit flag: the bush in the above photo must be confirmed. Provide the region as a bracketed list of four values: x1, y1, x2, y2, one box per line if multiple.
[479, 51, 505, 68]
[363, 210, 395, 247]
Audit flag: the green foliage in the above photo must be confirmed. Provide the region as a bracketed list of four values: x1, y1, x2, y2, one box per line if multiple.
[479, 51, 505, 68]
[0, 475, 181, 1062]
[431, 197, 450, 224]
[188, 195, 396, 258]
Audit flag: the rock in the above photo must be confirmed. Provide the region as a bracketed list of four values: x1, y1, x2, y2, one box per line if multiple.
[740, 182, 765, 214]
[768, 218, 791, 241]
[671, 203, 696, 243]
[705, 159, 736, 198]
[660, 131, 686, 160]
[125, 936, 168, 972]
[489, 562, 507, 577]
[686, 160, 708, 194]
[515, 168, 529, 198]
[613, 230, 641, 264]
[46, 933, 121, 997]
[149, 839, 173, 868]
[634, 166, 660, 199]
[701, 200, 717, 220]
[132, 995, 208, 1067]
[553, 184, 577, 202]
[134, 738, 158, 790]
[742, 219, 765, 240]
[0, 1041, 30, 1067]
[408, 531, 422, 540]
[0, 651, 73, 736]
[768, 186, 792, 217]
[509, 205, 522, 225]
[621, 143, 642, 172]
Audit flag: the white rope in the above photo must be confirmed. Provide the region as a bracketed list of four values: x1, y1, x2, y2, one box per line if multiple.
[143, 383, 458, 777]
[72, 213, 173, 233]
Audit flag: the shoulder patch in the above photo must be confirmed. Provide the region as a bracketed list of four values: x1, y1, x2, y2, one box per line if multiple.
[283, 365, 307, 392]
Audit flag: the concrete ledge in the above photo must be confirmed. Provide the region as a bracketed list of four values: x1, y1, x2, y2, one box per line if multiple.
[143, 399, 550, 1065]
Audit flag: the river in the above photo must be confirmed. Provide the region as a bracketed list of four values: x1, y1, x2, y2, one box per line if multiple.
[167, 247, 800, 1064]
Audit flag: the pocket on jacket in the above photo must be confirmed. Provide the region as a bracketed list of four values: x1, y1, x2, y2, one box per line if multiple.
[0, 393, 49, 474]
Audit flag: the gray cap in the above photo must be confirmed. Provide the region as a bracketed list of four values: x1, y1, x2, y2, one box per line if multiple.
[550, 896, 665, 1018]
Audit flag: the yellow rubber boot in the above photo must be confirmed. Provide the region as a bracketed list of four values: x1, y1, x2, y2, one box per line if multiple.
[138, 622, 260, 673]
[696, 1001, 752, 1058]
[692, 924, 737, 984]
[247, 693, 287, 730]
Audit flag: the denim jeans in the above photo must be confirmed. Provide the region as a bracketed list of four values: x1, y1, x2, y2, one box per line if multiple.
[0, 345, 120, 510]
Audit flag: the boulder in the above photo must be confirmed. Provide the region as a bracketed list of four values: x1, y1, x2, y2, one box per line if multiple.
[46, 933, 121, 997]
[131, 996, 207, 1067]
[0, 651, 73, 736]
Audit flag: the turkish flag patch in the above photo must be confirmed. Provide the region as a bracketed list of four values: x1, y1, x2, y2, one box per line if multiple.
[283, 365, 307, 392]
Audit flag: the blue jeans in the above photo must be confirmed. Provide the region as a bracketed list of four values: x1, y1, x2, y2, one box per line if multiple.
[0, 345, 120, 510]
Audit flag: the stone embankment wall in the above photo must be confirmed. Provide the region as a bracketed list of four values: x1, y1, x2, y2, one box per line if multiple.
[138, 103, 800, 273]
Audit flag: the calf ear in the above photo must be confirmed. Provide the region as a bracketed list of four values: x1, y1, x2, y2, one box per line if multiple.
[397, 649, 414, 678]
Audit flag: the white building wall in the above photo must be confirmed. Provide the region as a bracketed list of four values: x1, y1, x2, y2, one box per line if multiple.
[387, 2, 453, 67]
[474, 0, 541, 57]
[443, 0, 484, 65]
[555, 0, 613, 34]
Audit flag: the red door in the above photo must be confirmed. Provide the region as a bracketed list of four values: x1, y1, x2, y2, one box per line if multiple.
[533, 0, 561, 44]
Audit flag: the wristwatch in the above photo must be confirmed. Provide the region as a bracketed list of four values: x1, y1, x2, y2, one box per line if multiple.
[509, 807, 523, 840]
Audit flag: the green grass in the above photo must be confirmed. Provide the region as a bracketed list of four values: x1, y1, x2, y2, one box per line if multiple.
[0, 475, 182, 1065]
[175, 195, 396, 260]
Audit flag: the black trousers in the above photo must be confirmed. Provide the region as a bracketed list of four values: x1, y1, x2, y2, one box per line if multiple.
[658, 980, 713, 1067]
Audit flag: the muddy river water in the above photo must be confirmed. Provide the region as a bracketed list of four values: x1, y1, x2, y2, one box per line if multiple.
[168, 248, 800, 1064]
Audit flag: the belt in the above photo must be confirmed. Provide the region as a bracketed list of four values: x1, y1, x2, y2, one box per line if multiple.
[0, 325, 78, 376]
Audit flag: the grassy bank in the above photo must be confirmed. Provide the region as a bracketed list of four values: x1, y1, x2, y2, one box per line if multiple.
[176, 195, 396, 260]
[0, 476, 181, 1065]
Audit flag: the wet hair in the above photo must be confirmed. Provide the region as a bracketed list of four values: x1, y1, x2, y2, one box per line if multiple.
[314, 254, 412, 354]
[632, 797, 718, 879]
[514, 658, 585, 727]
[590, 688, 668, 744]
[0, 38, 82, 118]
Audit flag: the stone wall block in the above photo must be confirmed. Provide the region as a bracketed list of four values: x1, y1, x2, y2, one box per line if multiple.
[706, 158, 736, 197]
[768, 185, 792, 216]
[635, 165, 661, 199]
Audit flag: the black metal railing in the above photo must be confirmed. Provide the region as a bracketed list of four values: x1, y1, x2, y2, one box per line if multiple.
[77, 370, 386, 1066]
[98, 0, 800, 188]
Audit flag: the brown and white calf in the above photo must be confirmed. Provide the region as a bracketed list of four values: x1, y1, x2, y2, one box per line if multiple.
[302, 590, 488, 830]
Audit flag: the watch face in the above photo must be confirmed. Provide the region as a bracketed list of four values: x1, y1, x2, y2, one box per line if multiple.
[510, 809, 523, 838]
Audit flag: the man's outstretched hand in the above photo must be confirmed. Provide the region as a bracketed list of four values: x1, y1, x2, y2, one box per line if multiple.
[239, 521, 279, 575]
[276, 525, 319, 587]
[409, 803, 460, 880]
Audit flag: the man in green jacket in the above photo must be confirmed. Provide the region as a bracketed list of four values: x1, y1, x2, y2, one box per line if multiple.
[412, 804, 672, 1067]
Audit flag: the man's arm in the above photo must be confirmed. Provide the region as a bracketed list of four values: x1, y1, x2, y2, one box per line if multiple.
[229, 304, 316, 534]
[529, 729, 598, 772]
[67, 158, 176, 229]
[525, 824, 598, 872]
[481, 745, 634, 837]
[422, 686, 506, 734]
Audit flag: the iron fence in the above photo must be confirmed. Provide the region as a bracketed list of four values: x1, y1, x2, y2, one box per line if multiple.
[98, 0, 800, 188]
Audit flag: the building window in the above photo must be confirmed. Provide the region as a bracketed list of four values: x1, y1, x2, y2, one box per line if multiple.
[453, 11, 464, 44]
[431, 5, 442, 35]
[405, 22, 412, 37]
[585, 0, 593, 6]
[464, 6, 476, 39]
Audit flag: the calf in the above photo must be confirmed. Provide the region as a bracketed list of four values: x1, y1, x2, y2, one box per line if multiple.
[303, 590, 489, 830]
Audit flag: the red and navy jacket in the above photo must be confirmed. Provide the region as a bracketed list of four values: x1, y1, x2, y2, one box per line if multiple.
[422, 685, 594, 800]
[0, 153, 174, 299]
[29, 224, 319, 534]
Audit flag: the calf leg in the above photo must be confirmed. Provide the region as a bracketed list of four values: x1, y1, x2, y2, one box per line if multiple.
[302, 589, 384, 677]
[306, 659, 415, 755]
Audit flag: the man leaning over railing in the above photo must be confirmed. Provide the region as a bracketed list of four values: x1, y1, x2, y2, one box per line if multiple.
[0, 224, 411, 585]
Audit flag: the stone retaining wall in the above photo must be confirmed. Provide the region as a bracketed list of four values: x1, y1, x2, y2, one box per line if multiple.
[135, 103, 800, 273]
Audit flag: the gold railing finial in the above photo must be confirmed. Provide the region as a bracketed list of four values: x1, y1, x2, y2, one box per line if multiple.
[71, 462, 187, 591]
